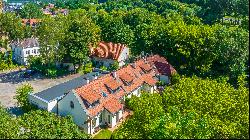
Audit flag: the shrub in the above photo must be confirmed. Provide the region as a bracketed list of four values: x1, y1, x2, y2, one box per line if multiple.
[14, 83, 36, 112]
[45, 68, 57, 78]
[100, 65, 108, 71]
[108, 61, 119, 71]
[170, 73, 181, 85]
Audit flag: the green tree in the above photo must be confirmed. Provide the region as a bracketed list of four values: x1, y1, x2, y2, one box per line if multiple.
[95, 10, 134, 47]
[14, 83, 35, 112]
[17, 110, 90, 139]
[112, 93, 165, 139]
[0, 105, 19, 139]
[62, 9, 101, 70]
[112, 76, 249, 139]
[0, 13, 25, 40]
[36, 15, 67, 65]
[162, 76, 249, 139]
[19, 3, 43, 19]
[108, 61, 119, 71]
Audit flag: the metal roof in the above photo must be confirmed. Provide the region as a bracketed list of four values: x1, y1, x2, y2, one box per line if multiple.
[34, 72, 104, 102]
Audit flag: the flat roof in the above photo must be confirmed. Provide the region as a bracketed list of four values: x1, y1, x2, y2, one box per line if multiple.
[34, 72, 104, 102]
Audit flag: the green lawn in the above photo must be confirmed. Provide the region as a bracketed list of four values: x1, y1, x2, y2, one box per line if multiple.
[93, 129, 112, 139]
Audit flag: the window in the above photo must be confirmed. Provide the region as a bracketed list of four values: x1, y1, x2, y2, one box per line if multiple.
[34, 49, 36, 54]
[108, 115, 111, 124]
[37, 49, 39, 54]
[26, 50, 30, 55]
[70, 101, 74, 109]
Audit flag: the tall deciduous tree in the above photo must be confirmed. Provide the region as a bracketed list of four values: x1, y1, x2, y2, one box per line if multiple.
[0, 13, 24, 40]
[19, 3, 43, 19]
[62, 9, 101, 70]
[14, 83, 34, 112]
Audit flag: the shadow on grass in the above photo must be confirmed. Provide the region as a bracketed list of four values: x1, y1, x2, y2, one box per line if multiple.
[7, 106, 24, 117]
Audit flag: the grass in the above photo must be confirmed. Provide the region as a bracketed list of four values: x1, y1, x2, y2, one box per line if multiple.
[93, 129, 112, 139]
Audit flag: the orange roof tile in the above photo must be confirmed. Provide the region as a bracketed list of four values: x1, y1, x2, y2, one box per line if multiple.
[139, 63, 152, 72]
[103, 97, 123, 114]
[105, 79, 122, 91]
[119, 72, 135, 83]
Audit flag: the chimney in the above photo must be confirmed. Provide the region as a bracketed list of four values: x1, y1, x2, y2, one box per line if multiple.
[112, 71, 117, 78]
[93, 73, 99, 80]
[85, 77, 90, 84]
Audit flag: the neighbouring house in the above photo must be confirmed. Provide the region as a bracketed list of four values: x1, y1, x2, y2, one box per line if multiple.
[41, 3, 69, 17]
[28, 54, 176, 135]
[22, 19, 41, 28]
[11, 38, 40, 65]
[90, 42, 130, 68]
[146, 55, 177, 84]
[28, 72, 104, 114]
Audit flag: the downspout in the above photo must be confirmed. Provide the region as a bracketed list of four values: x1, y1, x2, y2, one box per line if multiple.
[90, 117, 92, 134]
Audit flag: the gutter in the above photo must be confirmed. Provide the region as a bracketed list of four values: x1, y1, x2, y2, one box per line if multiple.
[29, 93, 49, 104]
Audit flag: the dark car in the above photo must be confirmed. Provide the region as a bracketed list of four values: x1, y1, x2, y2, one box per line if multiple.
[23, 69, 36, 78]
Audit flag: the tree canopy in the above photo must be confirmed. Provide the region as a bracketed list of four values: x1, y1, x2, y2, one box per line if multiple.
[0, 106, 89, 139]
[19, 3, 43, 19]
[112, 76, 249, 139]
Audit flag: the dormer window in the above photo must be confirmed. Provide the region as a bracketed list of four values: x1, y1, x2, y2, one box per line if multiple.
[91, 100, 100, 107]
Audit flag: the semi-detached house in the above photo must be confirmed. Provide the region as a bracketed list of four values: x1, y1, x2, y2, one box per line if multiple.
[57, 55, 176, 134]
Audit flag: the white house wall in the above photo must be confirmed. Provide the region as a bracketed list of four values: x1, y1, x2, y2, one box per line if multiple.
[58, 91, 88, 132]
[118, 110, 122, 120]
[131, 86, 141, 97]
[28, 94, 48, 111]
[47, 100, 58, 113]
[12, 45, 40, 65]
[117, 47, 129, 64]
[88, 113, 101, 134]
[111, 114, 117, 128]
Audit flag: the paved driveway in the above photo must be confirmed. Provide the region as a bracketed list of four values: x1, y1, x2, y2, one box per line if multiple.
[0, 70, 82, 108]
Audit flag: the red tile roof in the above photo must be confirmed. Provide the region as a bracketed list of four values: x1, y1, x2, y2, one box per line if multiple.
[74, 55, 175, 117]
[105, 79, 122, 91]
[103, 96, 123, 114]
[119, 72, 135, 83]
[22, 19, 41, 26]
[90, 42, 127, 60]
[147, 55, 177, 76]
[139, 63, 152, 72]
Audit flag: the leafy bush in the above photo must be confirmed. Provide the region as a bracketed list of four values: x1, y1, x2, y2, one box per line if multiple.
[77, 62, 93, 74]
[45, 68, 57, 78]
[100, 65, 108, 71]
[14, 83, 36, 112]
[170, 73, 181, 85]
[108, 61, 119, 71]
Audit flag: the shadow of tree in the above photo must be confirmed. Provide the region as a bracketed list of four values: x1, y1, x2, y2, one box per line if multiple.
[7, 106, 24, 117]
[0, 70, 45, 84]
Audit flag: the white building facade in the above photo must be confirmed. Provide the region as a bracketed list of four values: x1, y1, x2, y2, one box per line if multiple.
[11, 38, 40, 65]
